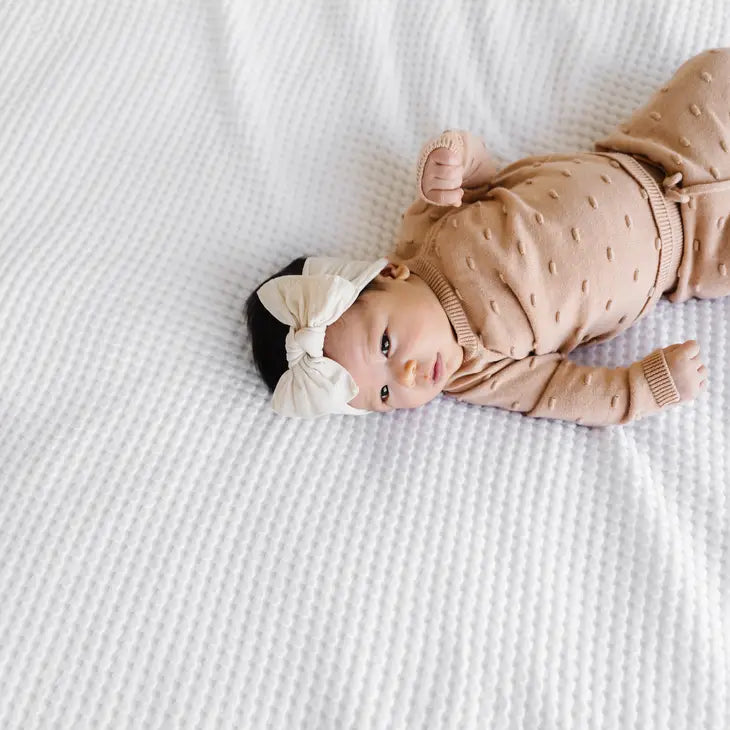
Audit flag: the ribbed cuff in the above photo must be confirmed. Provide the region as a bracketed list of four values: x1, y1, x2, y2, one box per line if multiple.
[641, 349, 681, 406]
[415, 130, 465, 205]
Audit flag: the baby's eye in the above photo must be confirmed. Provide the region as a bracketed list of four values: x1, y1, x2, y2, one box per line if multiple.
[380, 332, 390, 405]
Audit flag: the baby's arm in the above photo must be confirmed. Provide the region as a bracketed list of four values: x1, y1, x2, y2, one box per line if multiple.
[416, 129, 499, 206]
[448, 343, 705, 427]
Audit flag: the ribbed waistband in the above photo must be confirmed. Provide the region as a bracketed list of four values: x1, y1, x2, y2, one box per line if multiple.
[594, 151, 684, 298]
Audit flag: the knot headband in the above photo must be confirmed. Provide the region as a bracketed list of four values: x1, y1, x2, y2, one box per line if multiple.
[256, 256, 390, 418]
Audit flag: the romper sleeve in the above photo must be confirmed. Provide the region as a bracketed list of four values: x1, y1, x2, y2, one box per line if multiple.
[415, 129, 498, 205]
[446, 348, 682, 427]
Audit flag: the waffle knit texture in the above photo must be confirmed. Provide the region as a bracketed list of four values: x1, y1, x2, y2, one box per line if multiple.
[1, 3, 728, 730]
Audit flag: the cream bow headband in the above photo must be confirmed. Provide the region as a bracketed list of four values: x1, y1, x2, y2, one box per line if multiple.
[256, 256, 390, 418]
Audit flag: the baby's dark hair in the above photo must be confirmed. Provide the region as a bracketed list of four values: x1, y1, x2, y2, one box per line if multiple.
[245, 257, 385, 393]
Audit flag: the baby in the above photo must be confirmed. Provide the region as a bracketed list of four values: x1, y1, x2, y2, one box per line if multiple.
[245, 48, 730, 426]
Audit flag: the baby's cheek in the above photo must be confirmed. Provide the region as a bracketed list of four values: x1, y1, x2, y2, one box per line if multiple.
[403, 387, 440, 410]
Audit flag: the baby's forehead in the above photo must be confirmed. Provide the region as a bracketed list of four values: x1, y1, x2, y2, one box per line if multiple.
[326, 297, 371, 346]
[354, 292, 386, 328]
[357, 286, 388, 313]
[348, 297, 374, 336]
[328, 288, 388, 348]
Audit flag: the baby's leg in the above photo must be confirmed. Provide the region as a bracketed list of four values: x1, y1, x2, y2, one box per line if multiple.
[595, 48, 730, 303]
[595, 48, 730, 187]
[665, 191, 730, 302]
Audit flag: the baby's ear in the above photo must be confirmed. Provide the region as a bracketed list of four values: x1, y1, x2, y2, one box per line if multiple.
[380, 262, 410, 280]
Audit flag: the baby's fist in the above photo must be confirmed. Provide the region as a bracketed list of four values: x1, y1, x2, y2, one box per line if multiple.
[421, 147, 465, 207]
[664, 340, 708, 402]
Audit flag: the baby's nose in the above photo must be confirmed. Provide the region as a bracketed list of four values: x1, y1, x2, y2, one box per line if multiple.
[397, 359, 417, 388]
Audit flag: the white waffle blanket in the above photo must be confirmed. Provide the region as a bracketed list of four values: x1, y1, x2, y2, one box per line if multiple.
[0, 2, 728, 729]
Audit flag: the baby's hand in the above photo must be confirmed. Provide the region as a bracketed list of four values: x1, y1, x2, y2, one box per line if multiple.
[421, 147, 465, 207]
[664, 340, 708, 402]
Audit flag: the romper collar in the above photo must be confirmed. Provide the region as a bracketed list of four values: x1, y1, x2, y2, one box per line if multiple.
[406, 255, 480, 359]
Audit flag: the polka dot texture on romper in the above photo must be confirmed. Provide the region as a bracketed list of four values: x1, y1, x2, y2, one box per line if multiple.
[418, 150, 668, 422]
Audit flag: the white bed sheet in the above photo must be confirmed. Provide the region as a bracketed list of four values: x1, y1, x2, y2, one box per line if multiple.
[0, 1, 727, 728]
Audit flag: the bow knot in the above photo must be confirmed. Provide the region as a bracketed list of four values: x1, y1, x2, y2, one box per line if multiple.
[663, 172, 691, 204]
[286, 326, 324, 366]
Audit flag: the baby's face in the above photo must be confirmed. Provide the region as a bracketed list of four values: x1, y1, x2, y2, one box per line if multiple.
[323, 262, 464, 412]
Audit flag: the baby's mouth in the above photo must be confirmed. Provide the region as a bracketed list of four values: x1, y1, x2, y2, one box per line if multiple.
[432, 352, 442, 383]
